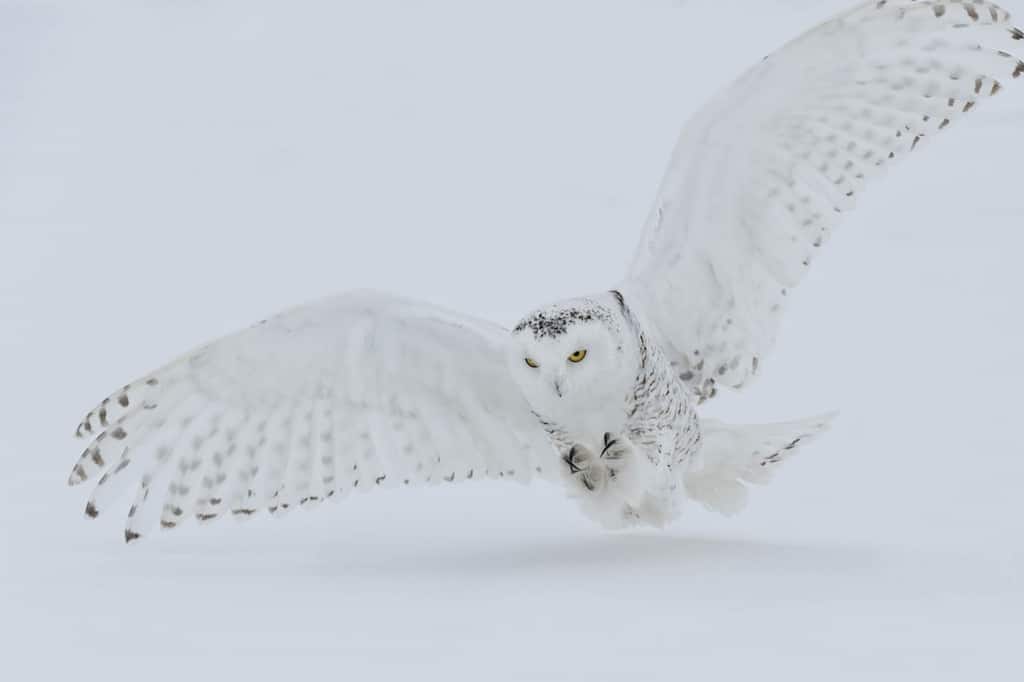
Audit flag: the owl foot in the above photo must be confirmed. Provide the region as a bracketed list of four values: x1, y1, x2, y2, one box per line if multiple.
[562, 433, 650, 512]
[599, 432, 651, 505]
[599, 432, 630, 480]
[563, 444, 607, 494]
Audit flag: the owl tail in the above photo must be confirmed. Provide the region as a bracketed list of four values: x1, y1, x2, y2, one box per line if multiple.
[684, 412, 837, 516]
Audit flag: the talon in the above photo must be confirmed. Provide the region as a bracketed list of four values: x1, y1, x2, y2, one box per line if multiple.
[564, 447, 583, 474]
[601, 435, 619, 458]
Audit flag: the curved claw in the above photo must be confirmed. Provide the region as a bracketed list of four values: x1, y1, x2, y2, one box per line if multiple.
[564, 446, 584, 474]
[601, 433, 619, 458]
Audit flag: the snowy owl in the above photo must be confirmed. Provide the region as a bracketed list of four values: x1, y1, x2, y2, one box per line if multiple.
[69, 0, 1023, 542]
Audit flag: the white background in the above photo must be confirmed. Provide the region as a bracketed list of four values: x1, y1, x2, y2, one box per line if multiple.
[2, 0, 1022, 679]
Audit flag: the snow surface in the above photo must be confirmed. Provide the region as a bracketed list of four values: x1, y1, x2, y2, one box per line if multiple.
[2, 0, 1022, 679]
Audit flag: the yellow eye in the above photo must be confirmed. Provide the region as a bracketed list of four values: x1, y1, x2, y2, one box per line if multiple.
[525, 357, 539, 368]
[568, 349, 588, 363]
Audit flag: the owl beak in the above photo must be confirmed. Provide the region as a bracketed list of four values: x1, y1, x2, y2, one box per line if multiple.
[553, 377, 566, 398]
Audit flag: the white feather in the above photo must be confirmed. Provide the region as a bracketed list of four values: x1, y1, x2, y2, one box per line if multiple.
[71, 291, 556, 541]
[624, 0, 1023, 400]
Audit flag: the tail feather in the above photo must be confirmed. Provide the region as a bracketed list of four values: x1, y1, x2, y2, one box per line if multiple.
[685, 412, 837, 516]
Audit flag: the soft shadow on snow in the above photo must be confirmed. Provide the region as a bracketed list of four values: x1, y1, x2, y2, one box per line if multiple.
[323, 532, 878, 578]
[67, 526, 876, 582]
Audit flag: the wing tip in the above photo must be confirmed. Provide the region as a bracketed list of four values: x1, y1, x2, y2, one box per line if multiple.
[67, 464, 88, 487]
[124, 529, 142, 544]
[84, 502, 99, 519]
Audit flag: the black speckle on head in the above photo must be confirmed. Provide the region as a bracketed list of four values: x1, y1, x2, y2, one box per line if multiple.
[513, 299, 617, 339]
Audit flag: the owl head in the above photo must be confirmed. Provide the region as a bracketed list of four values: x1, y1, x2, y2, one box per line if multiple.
[508, 294, 636, 409]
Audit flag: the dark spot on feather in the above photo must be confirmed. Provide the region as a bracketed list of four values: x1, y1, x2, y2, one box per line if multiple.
[124, 529, 141, 543]
[90, 449, 105, 467]
[111, 427, 127, 440]
[84, 502, 99, 518]
[232, 508, 256, 516]
[160, 520, 177, 529]
[118, 394, 130, 407]
[375, 475, 386, 485]
[197, 513, 217, 521]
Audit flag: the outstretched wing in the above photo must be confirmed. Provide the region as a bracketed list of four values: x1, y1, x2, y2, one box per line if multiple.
[623, 0, 1023, 401]
[68, 290, 555, 542]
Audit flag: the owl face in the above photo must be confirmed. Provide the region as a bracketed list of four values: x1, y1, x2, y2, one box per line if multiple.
[509, 299, 632, 409]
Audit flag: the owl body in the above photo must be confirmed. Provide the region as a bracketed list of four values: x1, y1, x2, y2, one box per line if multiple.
[510, 291, 703, 527]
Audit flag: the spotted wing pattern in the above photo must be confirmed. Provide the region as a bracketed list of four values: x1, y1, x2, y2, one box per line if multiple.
[625, 0, 1023, 401]
[69, 291, 555, 542]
